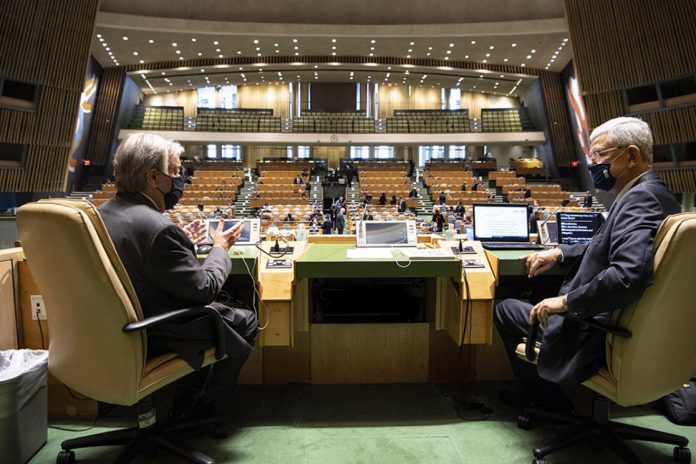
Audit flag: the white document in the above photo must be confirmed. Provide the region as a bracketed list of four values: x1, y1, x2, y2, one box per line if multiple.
[346, 248, 394, 259]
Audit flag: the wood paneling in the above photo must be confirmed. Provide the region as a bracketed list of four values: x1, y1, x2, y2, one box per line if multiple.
[0, 0, 99, 192]
[85, 68, 126, 166]
[655, 167, 696, 193]
[539, 72, 576, 167]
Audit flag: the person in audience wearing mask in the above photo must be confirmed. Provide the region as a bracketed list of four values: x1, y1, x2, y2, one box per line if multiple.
[408, 184, 419, 198]
[335, 207, 346, 235]
[494, 117, 681, 411]
[431, 206, 445, 232]
[379, 192, 387, 205]
[390, 194, 397, 206]
[398, 196, 408, 213]
[98, 133, 258, 419]
[321, 214, 333, 235]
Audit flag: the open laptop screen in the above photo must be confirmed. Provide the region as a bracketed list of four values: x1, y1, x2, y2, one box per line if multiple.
[365, 222, 409, 246]
[557, 212, 603, 245]
[473, 204, 529, 242]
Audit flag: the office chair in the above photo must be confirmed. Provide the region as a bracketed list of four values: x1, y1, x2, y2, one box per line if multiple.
[17, 199, 228, 464]
[515, 213, 696, 464]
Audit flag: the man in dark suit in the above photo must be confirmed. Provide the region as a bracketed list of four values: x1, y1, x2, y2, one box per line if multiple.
[98, 133, 258, 416]
[495, 117, 681, 407]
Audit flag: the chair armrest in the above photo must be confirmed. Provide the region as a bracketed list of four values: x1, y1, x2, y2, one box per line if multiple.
[524, 314, 632, 363]
[123, 306, 226, 360]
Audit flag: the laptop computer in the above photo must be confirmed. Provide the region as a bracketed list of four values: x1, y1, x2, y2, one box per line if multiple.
[472, 203, 544, 250]
[557, 212, 603, 245]
[356, 220, 418, 247]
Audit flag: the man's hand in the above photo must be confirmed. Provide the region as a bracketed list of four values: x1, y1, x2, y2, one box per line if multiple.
[522, 248, 563, 278]
[529, 295, 567, 328]
[178, 219, 207, 245]
[211, 221, 243, 252]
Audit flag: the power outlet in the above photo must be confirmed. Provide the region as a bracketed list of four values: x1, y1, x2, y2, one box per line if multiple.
[30, 295, 47, 320]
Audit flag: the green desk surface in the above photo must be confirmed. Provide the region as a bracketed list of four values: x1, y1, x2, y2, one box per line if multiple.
[488, 249, 567, 277]
[295, 244, 461, 279]
[198, 246, 258, 275]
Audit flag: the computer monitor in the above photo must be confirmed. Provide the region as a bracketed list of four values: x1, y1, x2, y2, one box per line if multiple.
[557, 212, 603, 245]
[472, 204, 530, 242]
[356, 220, 417, 247]
[205, 218, 260, 245]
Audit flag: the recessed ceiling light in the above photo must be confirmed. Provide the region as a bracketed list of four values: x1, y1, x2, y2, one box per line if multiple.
[500, 74, 504, 78]
[201, 69, 205, 72]
[257, 53, 262, 56]
[407, 55, 411, 58]
[122, 36, 128, 41]
[521, 63, 526, 67]
[197, 52, 202, 56]
[369, 53, 374, 56]
[426, 52, 431, 56]
[176, 50, 181, 54]
[172, 42, 177, 47]
[511, 43, 517, 47]
[295, 52, 299, 56]
[332, 46, 336, 50]
[563, 38, 569, 42]
[370, 39, 376, 44]
[526, 55, 532, 59]
[237, 50, 242, 55]
[161, 72, 166, 75]
[446, 50, 451, 54]
[314, 65, 318, 68]
[485, 53, 490, 57]
[191, 38, 197, 42]
[253, 39, 259, 44]
[96, 34, 102, 38]
[449, 43, 455, 47]
[489, 45, 495, 50]
[332, 38, 337, 43]
[503, 58, 508, 62]
[274, 43, 279, 47]
[444, 57, 449, 60]
[148, 39, 154, 44]
[332, 52, 336, 56]
[139, 60, 144, 64]
[531, 49, 536, 53]
[482, 59, 487, 63]
[219, 54, 223, 58]
[133, 51, 138, 56]
[179, 57, 184, 60]
[464, 55, 469, 59]
[254, 47, 259, 51]
[408, 49, 413, 52]
[213, 41, 219, 45]
[471, 40, 476, 45]
[105, 47, 110, 51]
[293, 38, 298, 43]
[276, 50, 280, 53]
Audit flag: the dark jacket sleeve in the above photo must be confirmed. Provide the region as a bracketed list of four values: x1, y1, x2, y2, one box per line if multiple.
[564, 189, 663, 318]
[147, 224, 231, 305]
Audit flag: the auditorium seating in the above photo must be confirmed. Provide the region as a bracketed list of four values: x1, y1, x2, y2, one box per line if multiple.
[127, 106, 184, 131]
[386, 110, 470, 133]
[481, 108, 537, 132]
[195, 108, 281, 132]
[292, 112, 374, 133]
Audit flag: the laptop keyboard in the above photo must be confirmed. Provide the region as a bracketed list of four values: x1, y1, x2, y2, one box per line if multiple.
[481, 241, 545, 250]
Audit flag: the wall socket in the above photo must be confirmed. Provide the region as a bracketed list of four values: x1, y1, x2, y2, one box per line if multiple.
[30, 295, 47, 320]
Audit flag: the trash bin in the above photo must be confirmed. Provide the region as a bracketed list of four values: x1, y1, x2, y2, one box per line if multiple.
[0, 349, 49, 464]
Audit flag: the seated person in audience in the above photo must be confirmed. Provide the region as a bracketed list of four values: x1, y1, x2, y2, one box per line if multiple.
[301, 167, 309, 178]
[321, 215, 333, 235]
[438, 191, 447, 205]
[398, 196, 408, 213]
[583, 191, 593, 208]
[284, 212, 295, 222]
[363, 191, 373, 205]
[98, 133, 258, 418]
[524, 188, 533, 199]
[454, 201, 465, 217]
[379, 192, 387, 205]
[461, 182, 468, 191]
[362, 209, 374, 221]
[560, 198, 571, 207]
[390, 195, 397, 205]
[471, 180, 481, 191]
[305, 181, 312, 193]
[408, 185, 418, 198]
[294, 175, 303, 185]
[431, 207, 445, 232]
[494, 116, 681, 411]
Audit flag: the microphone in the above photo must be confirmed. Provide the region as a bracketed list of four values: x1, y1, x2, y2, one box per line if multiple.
[274, 238, 280, 253]
[458, 239, 464, 252]
[537, 206, 561, 244]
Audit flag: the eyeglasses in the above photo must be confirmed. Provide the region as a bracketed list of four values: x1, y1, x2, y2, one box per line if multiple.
[587, 146, 626, 163]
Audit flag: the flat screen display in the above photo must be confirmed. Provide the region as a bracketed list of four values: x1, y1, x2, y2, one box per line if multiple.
[364, 222, 409, 246]
[557, 212, 602, 245]
[473, 204, 529, 241]
[207, 219, 252, 244]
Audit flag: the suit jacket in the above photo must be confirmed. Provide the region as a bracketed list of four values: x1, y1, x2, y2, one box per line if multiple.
[98, 192, 252, 366]
[537, 171, 681, 387]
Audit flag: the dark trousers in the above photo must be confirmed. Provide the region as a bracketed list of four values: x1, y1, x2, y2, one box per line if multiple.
[149, 303, 258, 404]
[494, 298, 560, 393]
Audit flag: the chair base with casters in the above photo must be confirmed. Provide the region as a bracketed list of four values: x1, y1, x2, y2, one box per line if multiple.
[517, 393, 691, 464]
[515, 317, 691, 464]
[57, 408, 227, 464]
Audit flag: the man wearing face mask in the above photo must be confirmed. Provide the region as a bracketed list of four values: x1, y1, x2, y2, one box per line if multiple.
[494, 117, 680, 410]
[98, 133, 258, 418]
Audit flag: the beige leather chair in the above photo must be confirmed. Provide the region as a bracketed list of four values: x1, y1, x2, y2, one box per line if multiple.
[516, 213, 696, 464]
[17, 199, 227, 464]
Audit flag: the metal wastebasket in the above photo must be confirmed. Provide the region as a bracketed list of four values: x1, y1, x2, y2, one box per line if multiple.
[0, 349, 49, 464]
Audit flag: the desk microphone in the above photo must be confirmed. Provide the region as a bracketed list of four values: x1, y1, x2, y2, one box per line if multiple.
[273, 238, 280, 253]
[537, 206, 561, 244]
[458, 239, 464, 252]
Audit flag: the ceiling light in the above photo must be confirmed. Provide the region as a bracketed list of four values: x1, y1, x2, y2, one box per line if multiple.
[102, 43, 107, 47]
[172, 42, 178, 47]
[406, 54, 411, 58]
[521, 63, 526, 67]
[294, 52, 299, 56]
[526, 55, 532, 59]
[105, 47, 110, 51]
[371, 39, 376, 44]
[148, 39, 154, 44]
[471, 40, 476, 44]
[201, 69, 205, 72]
[563, 38, 569, 42]
[133, 51, 138, 56]
[503, 58, 508, 62]
[444, 57, 449, 60]
[489, 45, 495, 50]
[237, 50, 242, 55]
[197, 52, 202, 56]
[449, 43, 455, 48]
[293, 38, 298, 43]
[161, 72, 166, 75]
[139, 60, 144, 64]
[369, 53, 374, 57]
[485, 53, 490, 57]
[213, 41, 219, 45]
[446, 50, 451, 54]
[332, 38, 337, 43]
[464, 55, 469, 59]
[122, 36, 128, 41]
[426, 52, 430, 56]
[531, 49, 536, 53]
[276, 50, 280, 53]
[332, 52, 336, 56]
[176, 50, 181, 54]
[253, 39, 259, 44]
[332, 46, 336, 50]
[511, 43, 517, 47]
[482, 60, 487, 63]
[408, 48, 412, 52]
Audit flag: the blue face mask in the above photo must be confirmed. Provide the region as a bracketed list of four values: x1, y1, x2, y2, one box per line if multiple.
[587, 149, 628, 191]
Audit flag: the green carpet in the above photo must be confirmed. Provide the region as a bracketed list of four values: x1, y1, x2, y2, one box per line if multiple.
[31, 382, 696, 463]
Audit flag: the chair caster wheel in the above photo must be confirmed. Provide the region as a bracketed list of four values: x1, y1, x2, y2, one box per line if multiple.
[517, 415, 533, 430]
[57, 450, 76, 464]
[532, 458, 549, 464]
[674, 446, 691, 463]
[213, 422, 228, 439]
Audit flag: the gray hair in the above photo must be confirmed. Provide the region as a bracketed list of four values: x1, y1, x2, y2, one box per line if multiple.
[590, 117, 653, 164]
[113, 133, 173, 192]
